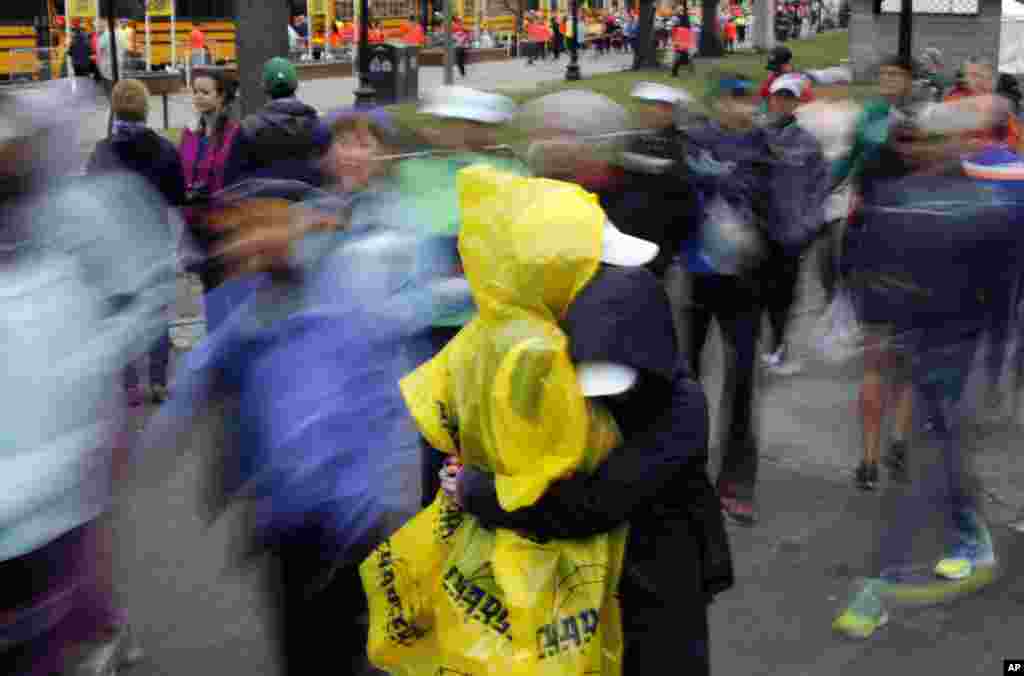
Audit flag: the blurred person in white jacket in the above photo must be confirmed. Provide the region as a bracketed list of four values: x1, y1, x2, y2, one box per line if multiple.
[0, 87, 175, 676]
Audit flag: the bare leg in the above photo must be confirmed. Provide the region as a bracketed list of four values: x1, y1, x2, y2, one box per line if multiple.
[891, 381, 914, 443]
[860, 334, 887, 466]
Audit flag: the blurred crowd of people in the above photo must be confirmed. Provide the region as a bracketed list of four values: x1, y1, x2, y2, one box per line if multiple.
[0, 34, 1022, 676]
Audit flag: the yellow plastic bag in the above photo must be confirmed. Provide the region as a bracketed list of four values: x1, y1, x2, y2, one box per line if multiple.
[360, 166, 629, 676]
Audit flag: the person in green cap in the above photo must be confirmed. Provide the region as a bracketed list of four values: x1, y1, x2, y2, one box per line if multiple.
[234, 56, 331, 186]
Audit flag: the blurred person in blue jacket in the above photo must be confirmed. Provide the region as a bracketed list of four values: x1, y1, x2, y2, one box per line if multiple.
[87, 78, 186, 406]
[141, 109, 455, 676]
[757, 74, 830, 377]
[678, 73, 828, 525]
[0, 87, 175, 676]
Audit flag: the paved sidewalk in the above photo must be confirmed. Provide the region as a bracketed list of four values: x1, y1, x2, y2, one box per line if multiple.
[115, 252, 1024, 676]
[113, 415, 1024, 676]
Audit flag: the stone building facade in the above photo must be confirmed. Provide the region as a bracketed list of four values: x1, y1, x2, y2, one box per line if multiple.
[848, 0, 1001, 81]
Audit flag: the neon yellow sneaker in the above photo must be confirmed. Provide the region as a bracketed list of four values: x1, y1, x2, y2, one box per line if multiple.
[833, 580, 889, 639]
[935, 511, 996, 581]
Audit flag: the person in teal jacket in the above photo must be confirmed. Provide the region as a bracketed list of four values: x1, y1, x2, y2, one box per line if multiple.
[830, 57, 916, 191]
[829, 56, 917, 493]
[400, 86, 533, 506]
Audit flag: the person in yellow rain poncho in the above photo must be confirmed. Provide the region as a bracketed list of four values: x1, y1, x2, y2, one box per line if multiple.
[360, 165, 733, 676]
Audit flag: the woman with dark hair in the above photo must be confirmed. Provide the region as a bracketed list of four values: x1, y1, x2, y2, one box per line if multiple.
[178, 68, 245, 328]
[180, 68, 243, 208]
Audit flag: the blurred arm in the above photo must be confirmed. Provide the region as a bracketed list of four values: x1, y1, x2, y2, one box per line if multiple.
[460, 375, 708, 539]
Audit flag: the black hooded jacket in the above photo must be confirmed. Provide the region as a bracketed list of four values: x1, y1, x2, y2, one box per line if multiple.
[458, 265, 734, 610]
[237, 98, 331, 186]
[598, 128, 697, 278]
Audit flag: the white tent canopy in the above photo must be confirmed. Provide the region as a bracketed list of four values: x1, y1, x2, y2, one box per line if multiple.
[1001, 0, 1024, 73]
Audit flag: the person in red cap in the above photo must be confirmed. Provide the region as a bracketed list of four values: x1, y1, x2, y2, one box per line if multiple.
[69, 19, 94, 79]
[759, 46, 814, 103]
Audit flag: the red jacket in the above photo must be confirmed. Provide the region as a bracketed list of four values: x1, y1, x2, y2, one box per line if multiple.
[672, 26, 693, 52]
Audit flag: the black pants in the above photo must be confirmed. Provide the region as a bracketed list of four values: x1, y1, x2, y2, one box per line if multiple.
[672, 50, 692, 76]
[267, 532, 372, 676]
[876, 336, 981, 576]
[621, 590, 710, 676]
[763, 254, 802, 356]
[737, 25, 747, 43]
[685, 274, 762, 500]
[455, 46, 467, 76]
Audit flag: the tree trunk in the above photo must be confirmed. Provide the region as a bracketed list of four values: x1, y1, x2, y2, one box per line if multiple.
[699, 0, 723, 57]
[631, 0, 658, 69]
[237, 0, 291, 118]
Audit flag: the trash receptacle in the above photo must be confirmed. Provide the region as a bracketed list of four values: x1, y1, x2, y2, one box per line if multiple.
[362, 43, 400, 105]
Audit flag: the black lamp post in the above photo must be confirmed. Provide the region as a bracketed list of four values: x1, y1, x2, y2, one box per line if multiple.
[897, 0, 912, 63]
[354, 0, 376, 107]
[104, 0, 120, 136]
[565, 0, 581, 80]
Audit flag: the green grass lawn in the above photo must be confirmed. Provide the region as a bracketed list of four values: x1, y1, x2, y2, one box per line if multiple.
[385, 29, 868, 141]
[159, 31, 865, 148]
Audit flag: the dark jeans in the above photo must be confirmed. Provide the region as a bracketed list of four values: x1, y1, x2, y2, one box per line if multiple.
[267, 531, 371, 676]
[551, 37, 563, 59]
[982, 280, 1017, 395]
[763, 254, 802, 355]
[672, 50, 692, 76]
[877, 336, 981, 575]
[124, 324, 171, 389]
[455, 46, 467, 76]
[685, 274, 762, 500]
[621, 587, 709, 676]
[0, 524, 120, 676]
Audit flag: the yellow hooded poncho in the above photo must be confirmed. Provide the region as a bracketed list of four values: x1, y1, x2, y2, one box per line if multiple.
[360, 165, 628, 676]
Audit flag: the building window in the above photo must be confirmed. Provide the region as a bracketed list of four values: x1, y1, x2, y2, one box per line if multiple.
[335, 0, 417, 19]
[878, 0, 979, 15]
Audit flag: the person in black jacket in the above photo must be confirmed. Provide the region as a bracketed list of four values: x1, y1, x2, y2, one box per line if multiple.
[614, 83, 698, 344]
[87, 78, 184, 404]
[235, 57, 331, 186]
[445, 262, 733, 676]
[550, 15, 564, 60]
[69, 24, 94, 79]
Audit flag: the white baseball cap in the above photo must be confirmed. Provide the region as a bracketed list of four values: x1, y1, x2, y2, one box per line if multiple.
[630, 81, 694, 106]
[601, 220, 659, 267]
[576, 361, 639, 397]
[768, 73, 807, 98]
[418, 86, 518, 124]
